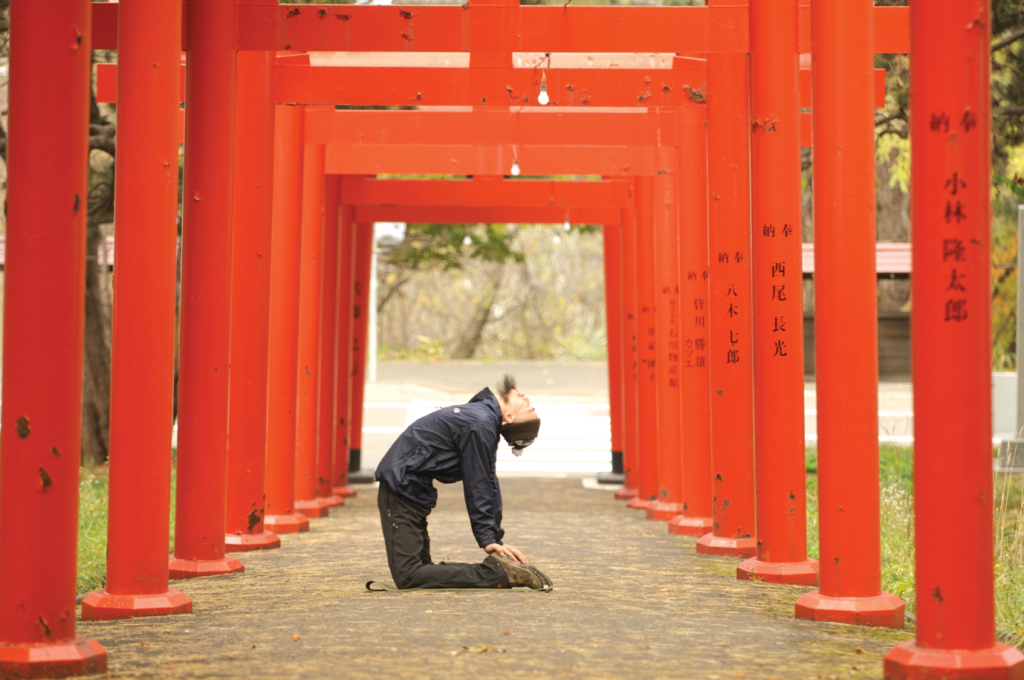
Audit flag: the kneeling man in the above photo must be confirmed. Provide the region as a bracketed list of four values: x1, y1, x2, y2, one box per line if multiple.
[375, 375, 550, 590]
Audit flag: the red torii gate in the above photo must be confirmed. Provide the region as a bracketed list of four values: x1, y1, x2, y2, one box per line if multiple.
[0, 2, 1016, 680]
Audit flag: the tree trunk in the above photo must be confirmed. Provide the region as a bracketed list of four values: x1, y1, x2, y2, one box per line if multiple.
[451, 263, 505, 359]
[81, 227, 112, 467]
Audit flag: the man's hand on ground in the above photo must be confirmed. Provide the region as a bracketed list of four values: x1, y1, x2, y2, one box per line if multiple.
[485, 543, 529, 565]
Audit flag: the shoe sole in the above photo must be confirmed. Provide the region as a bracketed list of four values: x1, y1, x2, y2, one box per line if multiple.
[491, 553, 549, 590]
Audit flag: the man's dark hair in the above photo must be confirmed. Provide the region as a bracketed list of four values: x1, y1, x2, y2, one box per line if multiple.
[496, 374, 517, 401]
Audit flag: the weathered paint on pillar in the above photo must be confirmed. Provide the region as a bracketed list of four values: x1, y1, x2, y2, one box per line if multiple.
[647, 116, 685, 523]
[81, 0, 191, 619]
[170, 0, 245, 580]
[224, 49, 280, 554]
[602, 223, 626, 478]
[333, 208, 358, 498]
[627, 178, 659, 510]
[348, 224, 375, 474]
[885, 0, 1024, 675]
[795, 0, 903, 627]
[264, 104, 310, 535]
[293, 131, 330, 519]
[316, 176, 345, 506]
[737, 0, 819, 586]
[615, 205, 641, 501]
[698, 32, 757, 558]
[0, 0, 108, 672]
[668, 99, 715, 538]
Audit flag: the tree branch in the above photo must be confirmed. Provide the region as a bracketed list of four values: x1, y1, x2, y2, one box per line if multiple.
[993, 26, 1024, 53]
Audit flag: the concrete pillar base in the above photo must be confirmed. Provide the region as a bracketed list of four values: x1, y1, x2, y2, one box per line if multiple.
[614, 487, 638, 501]
[168, 555, 245, 580]
[696, 532, 757, 558]
[795, 590, 905, 628]
[667, 514, 714, 536]
[737, 557, 819, 586]
[596, 471, 624, 485]
[646, 502, 685, 522]
[264, 513, 310, 534]
[294, 497, 341, 518]
[626, 496, 656, 510]
[225, 530, 281, 552]
[333, 485, 359, 498]
[884, 641, 1024, 680]
[0, 637, 107, 678]
[80, 588, 193, 621]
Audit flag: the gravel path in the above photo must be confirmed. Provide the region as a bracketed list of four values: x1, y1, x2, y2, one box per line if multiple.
[78, 477, 912, 679]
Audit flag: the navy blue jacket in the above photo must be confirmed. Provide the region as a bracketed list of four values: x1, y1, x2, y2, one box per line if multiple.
[375, 388, 505, 548]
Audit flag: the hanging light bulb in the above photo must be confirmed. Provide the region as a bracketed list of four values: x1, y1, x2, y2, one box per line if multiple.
[563, 219, 571, 232]
[538, 82, 550, 106]
[510, 159, 521, 176]
[463, 234, 472, 247]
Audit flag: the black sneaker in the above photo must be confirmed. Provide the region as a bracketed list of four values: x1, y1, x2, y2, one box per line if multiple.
[490, 552, 548, 590]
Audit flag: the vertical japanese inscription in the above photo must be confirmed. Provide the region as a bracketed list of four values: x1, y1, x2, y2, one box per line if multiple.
[935, 110, 977, 323]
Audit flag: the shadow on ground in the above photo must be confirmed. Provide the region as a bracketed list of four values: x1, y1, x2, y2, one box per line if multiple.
[79, 478, 911, 678]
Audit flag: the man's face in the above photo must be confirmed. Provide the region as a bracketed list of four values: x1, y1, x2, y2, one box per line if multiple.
[504, 389, 538, 424]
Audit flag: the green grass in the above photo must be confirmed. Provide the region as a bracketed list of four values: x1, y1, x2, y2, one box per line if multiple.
[806, 445, 1024, 648]
[77, 464, 175, 595]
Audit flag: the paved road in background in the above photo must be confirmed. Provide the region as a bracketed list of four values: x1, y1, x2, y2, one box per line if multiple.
[360, 362, 914, 476]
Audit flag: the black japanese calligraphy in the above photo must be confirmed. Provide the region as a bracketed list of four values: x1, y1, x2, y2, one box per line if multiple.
[945, 299, 968, 323]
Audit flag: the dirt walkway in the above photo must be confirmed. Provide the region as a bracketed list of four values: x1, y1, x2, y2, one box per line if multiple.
[78, 478, 911, 678]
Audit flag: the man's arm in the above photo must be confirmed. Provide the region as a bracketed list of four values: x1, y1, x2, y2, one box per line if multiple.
[458, 425, 505, 549]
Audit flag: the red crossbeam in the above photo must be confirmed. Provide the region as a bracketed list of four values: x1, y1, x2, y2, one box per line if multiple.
[97, 62, 886, 110]
[91, 3, 909, 55]
[306, 108, 674, 146]
[340, 177, 631, 208]
[352, 205, 621, 224]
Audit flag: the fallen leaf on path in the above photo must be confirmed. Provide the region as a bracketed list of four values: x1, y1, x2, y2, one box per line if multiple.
[854, 648, 864, 655]
[139, 641, 148, 646]
[291, 634, 301, 642]
[733, 673, 745, 679]
[502, 631, 511, 636]
[347, 628, 356, 632]
[463, 645, 488, 653]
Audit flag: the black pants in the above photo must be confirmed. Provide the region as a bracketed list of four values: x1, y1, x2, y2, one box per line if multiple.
[377, 482, 510, 590]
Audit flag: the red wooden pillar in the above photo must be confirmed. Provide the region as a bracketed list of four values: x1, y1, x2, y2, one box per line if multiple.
[647, 117, 685, 522]
[795, 0, 902, 627]
[169, 0, 244, 580]
[885, 1, 1024, 676]
[615, 206, 641, 501]
[602, 224, 626, 480]
[224, 49, 280, 553]
[698, 29, 757, 558]
[333, 207, 358, 498]
[264, 104, 310, 534]
[627, 178, 659, 510]
[293, 129, 332, 519]
[0, 0, 107, 674]
[668, 102, 715, 537]
[316, 177, 345, 507]
[82, 0, 192, 619]
[737, 0, 818, 585]
[348, 224, 374, 475]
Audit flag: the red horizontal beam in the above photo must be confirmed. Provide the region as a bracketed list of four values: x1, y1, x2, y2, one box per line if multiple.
[306, 108, 687, 147]
[327, 145, 662, 177]
[91, 4, 909, 55]
[353, 205, 622, 225]
[341, 177, 632, 208]
[98, 62, 885, 111]
[277, 64, 707, 108]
